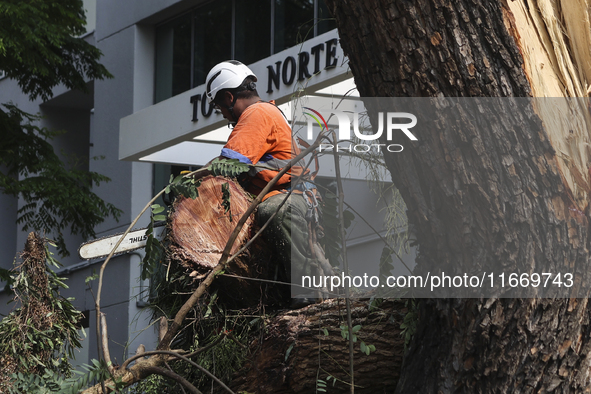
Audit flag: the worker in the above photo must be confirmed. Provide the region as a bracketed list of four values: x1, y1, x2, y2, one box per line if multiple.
[204, 60, 324, 307]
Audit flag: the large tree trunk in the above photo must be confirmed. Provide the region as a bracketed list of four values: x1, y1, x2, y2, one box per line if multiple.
[230, 299, 406, 393]
[325, 0, 591, 392]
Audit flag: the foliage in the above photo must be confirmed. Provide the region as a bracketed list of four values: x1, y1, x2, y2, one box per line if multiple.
[178, 321, 252, 392]
[316, 375, 337, 392]
[0, 0, 112, 102]
[8, 359, 119, 394]
[65, 359, 123, 393]
[0, 235, 127, 393]
[339, 324, 376, 355]
[164, 172, 201, 200]
[400, 299, 418, 351]
[381, 186, 409, 255]
[0, 234, 83, 392]
[8, 369, 72, 393]
[208, 157, 250, 178]
[0, 104, 122, 256]
[127, 374, 167, 394]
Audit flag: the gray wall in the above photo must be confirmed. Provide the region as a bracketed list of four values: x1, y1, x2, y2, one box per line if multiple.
[95, 0, 196, 41]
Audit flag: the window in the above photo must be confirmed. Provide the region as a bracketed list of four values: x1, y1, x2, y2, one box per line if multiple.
[235, 0, 272, 65]
[273, 0, 314, 53]
[192, 0, 233, 89]
[155, 0, 335, 103]
[316, 0, 336, 36]
[155, 13, 193, 103]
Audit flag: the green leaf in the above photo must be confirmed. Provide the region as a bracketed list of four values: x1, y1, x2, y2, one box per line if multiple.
[153, 214, 167, 222]
[208, 158, 250, 177]
[151, 205, 165, 214]
[285, 343, 294, 361]
[343, 209, 355, 228]
[85, 272, 99, 284]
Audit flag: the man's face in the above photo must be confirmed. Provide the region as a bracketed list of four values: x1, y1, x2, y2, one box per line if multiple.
[213, 92, 234, 122]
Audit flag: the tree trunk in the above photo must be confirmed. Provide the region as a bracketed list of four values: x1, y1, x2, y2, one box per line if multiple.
[168, 176, 275, 307]
[230, 299, 406, 393]
[325, 0, 591, 392]
[169, 176, 254, 271]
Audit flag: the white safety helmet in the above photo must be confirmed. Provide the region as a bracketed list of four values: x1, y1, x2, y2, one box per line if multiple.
[205, 60, 257, 104]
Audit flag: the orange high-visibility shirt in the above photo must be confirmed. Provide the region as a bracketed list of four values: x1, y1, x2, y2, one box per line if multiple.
[220, 101, 302, 199]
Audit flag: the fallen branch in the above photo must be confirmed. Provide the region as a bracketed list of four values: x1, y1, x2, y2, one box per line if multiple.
[100, 313, 114, 374]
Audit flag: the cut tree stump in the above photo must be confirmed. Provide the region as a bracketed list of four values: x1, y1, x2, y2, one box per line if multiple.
[166, 176, 284, 307]
[169, 176, 254, 271]
[230, 299, 407, 393]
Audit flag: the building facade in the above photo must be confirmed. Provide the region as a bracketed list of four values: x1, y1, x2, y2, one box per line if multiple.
[0, 0, 413, 369]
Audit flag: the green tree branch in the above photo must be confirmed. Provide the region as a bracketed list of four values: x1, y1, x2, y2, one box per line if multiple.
[0, 104, 122, 256]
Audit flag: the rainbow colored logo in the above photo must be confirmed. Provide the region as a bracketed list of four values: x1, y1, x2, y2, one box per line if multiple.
[303, 107, 328, 132]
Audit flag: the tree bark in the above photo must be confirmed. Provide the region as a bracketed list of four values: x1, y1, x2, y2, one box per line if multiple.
[325, 0, 591, 392]
[230, 299, 406, 393]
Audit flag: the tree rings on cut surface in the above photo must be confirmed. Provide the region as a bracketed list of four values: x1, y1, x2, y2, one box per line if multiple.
[169, 176, 253, 271]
